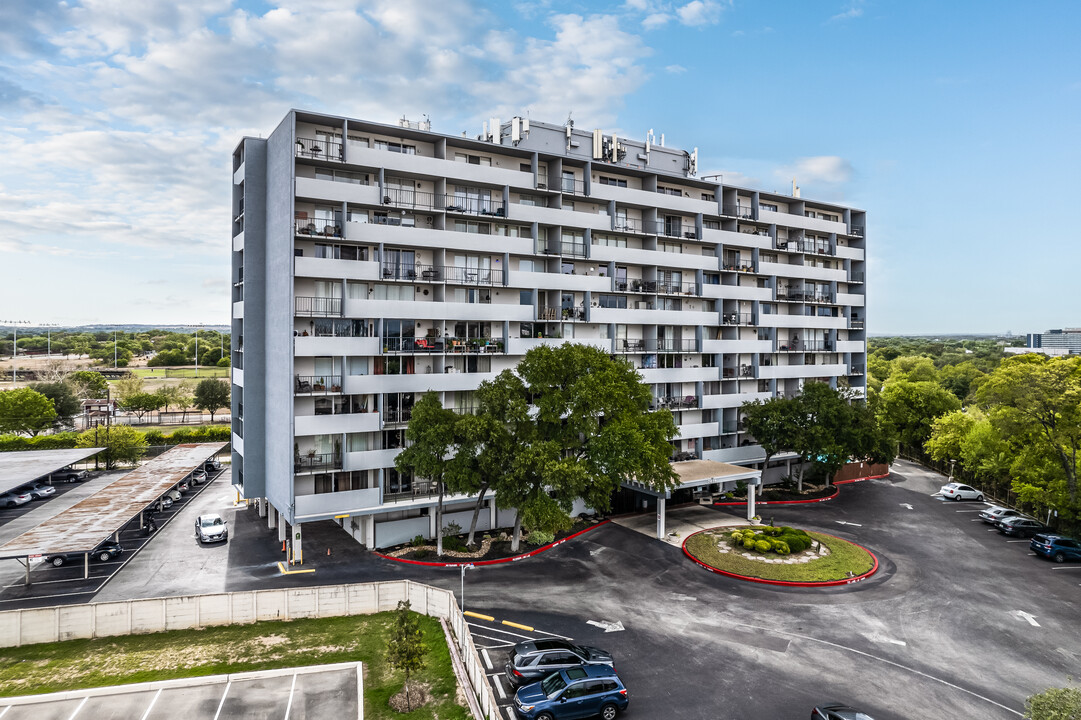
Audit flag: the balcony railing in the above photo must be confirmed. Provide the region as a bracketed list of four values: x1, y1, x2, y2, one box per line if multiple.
[539, 306, 585, 321]
[654, 396, 698, 410]
[383, 407, 413, 424]
[776, 288, 809, 302]
[613, 217, 645, 233]
[560, 178, 587, 195]
[382, 188, 439, 211]
[295, 218, 343, 237]
[849, 366, 865, 376]
[721, 423, 741, 434]
[806, 294, 834, 304]
[616, 339, 645, 353]
[722, 204, 754, 219]
[443, 266, 503, 285]
[802, 342, 834, 352]
[656, 339, 697, 353]
[294, 375, 342, 394]
[850, 319, 865, 330]
[384, 479, 440, 502]
[295, 296, 342, 317]
[650, 221, 698, 240]
[657, 281, 698, 296]
[446, 337, 505, 353]
[381, 262, 442, 282]
[850, 226, 865, 237]
[443, 195, 505, 216]
[296, 136, 342, 161]
[850, 272, 865, 283]
[722, 261, 755, 272]
[559, 242, 587, 258]
[294, 452, 342, 473]
[722, 312, 753, 326]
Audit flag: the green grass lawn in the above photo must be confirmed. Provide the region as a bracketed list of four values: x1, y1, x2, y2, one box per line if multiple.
[0, 612, 468, 720]
[685, 527, 876, 583]
[129, 366, 229, 378]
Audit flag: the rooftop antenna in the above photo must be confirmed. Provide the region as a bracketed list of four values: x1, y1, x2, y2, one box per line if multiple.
[565, 112, 574, 128]
[792, 178, 800, 197]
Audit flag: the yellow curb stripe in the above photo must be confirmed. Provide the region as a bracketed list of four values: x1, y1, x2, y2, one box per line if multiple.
[464, 611, 495, 622]
[502, 620, 534, 632]
[276, 562, 316, 575]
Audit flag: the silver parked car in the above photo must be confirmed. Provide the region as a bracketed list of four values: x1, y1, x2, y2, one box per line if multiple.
[17, 482, 56, 500]
[0, 489, 32, 508]
[979, 506, 1021, 524]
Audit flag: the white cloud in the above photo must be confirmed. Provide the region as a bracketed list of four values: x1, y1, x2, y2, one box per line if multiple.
[830, 1, 865, 21]
[642, 13, 671, 29]
[676, 0, 726, 26]
[665, 64, 687, 74]
[775, 156, 854, 186]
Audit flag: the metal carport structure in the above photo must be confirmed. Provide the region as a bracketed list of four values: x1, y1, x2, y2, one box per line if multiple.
[0, 448, 106, 496]
[622, 460, 762, 539]
[0, 442, 228, 584]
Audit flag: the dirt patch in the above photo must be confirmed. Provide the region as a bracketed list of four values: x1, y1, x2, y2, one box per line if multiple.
[386, 519, 601, 562]
[389, 681, 431, 712]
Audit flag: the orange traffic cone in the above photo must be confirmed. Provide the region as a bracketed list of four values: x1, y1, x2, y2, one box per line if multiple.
[327, 548, 331, 556]
[281, 540, 286, 553]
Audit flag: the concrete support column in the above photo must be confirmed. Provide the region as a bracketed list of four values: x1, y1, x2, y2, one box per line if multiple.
[747, 484, 757, 521]
[489, 499, 497, 529]
[268, 504, 277, 530]
[258, 498, 267, 518]
[429, 510, 437, 540]
[277, 517, 286, 543]
[656, 496, 666, 540]
[292, 524, 303, 565]
[365, 515, 376, 549]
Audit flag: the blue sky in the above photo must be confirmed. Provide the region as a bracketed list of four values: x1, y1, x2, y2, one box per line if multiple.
[0, 0, 1078, 333]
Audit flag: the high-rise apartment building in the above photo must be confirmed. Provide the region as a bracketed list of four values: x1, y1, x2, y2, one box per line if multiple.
[230, 110, 867, 552]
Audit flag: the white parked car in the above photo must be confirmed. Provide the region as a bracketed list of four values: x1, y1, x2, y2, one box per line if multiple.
[17, 482, 56, 500]
[195, 513, 228, 543]
[164, 489, 182, 502]
[157, 495, 174, 510]
[940, 482, 984, 502]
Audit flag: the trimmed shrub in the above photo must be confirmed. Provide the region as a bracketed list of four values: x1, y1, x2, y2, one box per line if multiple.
[742, 538, 756, 550]
[754, 540, 772, 553]
[413, 549, 429, 559]
[410, 535, 425, 547]
[527, 530, 555, 546]
[442, 535, 467, 552]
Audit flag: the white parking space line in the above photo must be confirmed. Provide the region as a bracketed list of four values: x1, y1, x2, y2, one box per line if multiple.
[493, 675, 506, 699]
[0, 588, 101, 604]
[212, 680, 232, 720]
[957, 510, 983, 513]
[469, 633, 515, 647]
[283, 671, 298, 720]
[0, 705, 10, 718]
[139, 688, 162, 720]
[67, 696, 88, 720]
[1006, 540, 1030, 543]
[482, 648, 493, 670]
[524, 627, 575, 641]
[503, 707, 516, 720]
[1051, 566, 1081, 570]
[467, 623, 538, 641]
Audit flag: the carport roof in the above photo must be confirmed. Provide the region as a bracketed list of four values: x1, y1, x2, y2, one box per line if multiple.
[623, 459, 762, 498]
[0, 442, 227, 559]
[0, 447, 106, 495]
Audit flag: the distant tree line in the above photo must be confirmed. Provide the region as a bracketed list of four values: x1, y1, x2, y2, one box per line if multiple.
[1, 329, 230, 368]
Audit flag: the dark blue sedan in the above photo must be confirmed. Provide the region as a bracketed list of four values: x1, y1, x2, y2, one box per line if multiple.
[514, 665, 628, 720]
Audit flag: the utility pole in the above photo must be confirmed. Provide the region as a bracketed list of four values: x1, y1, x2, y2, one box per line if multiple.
[3, 320, 31, 384]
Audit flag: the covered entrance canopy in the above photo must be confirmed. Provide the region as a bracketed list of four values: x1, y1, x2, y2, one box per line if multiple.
[622, 460, 762, 540]
[0, 442, 227, 582]
[0, 447, 105, 495]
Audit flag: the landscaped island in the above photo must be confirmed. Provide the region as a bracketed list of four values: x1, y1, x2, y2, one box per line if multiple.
[684, 525, 877, 584]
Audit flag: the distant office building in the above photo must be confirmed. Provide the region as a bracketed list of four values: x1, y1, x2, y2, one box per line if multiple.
[230, 110, 867, 553]
[1025, 328, 1081, 355]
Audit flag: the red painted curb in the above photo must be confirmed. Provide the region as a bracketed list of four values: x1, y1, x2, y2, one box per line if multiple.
[713, 485, 840, 507]
[834, 473, 889, 485]
[681, 528, 879, 587]
[373, 519, 612, 567]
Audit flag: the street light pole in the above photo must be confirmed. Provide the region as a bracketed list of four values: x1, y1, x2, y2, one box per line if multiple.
[948, 459, 956, 483]
[3, 320, 31, 384]
[114, 331, 118, 369]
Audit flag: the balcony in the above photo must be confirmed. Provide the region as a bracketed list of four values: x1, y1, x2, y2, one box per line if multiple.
[850, 319, 865, 330]
[615, 339, 645, 353]
[381, 188, 439, 211]
[383, 407, 413, 424]
[657, 281, 698, 296]
[849, 366, 865, 376]
[850, 226, 865, 237]
[801, 342, 835, 352]
[295, 296, 342, 317]
[656, 338, 698, 353]
[379, 262, 442, 282]
[849, 272, 865, 284]
[651, 221, 699, 240]
[722, 261, 756, 273]
[295, 217, 343, 238]
[722, 365, 756, 379]
[654, 395, 698, 410]
[443, 266, 504, 286]
[443, 194, 505, 217]
[296, 136, 342, 161]
[613, 217, 646, 234]
[294, 452, 343, 474]
[539, 305, 586, 321]
[559, 242, 587, 258]
[383, 479, 441, 503]
[722, 204, 754, 219]
[294, 375, 342, 394]
[722, 312, 754, 326]
[559, 178, 587, 195]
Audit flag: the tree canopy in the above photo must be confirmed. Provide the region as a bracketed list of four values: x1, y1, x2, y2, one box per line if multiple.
[29, 382, 80, 426]
[75, 424, 148, 469]
[193, 379, 230, 421]
[394, 392, 460, 555]
[0, 388, 57, 436]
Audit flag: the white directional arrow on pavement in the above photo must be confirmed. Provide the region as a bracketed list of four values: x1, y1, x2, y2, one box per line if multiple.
[587, 620, 625, 633]
[900, 503, 914, 510]
[835, 520, 863, 527]
[1014, 611, 1040, 627]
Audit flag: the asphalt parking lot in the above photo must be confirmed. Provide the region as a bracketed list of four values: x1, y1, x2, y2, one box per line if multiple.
[32, 459, 1081, 719]
[0, 662, 362, 719]
[0, 467, 227, 609]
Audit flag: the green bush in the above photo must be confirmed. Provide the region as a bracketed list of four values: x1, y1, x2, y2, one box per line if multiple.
[413, 549, 429, 559]
[754, 540, 772, 553]
[410, 535, 426, 547]
[742, 538, 756, 550]
[442, 535, 467, 553]
[771, 540, 790, 555]
[144, 429, 166, 445]
[527, 530, 555, 546]
[781, 533, 812, 553]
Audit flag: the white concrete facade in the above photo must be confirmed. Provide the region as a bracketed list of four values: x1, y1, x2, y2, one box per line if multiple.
[230, 111, 867, 549]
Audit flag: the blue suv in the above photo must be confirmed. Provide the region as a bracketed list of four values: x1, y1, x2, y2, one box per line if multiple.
[1030, 534, 1081, 563]
[514, 665, 628, 720]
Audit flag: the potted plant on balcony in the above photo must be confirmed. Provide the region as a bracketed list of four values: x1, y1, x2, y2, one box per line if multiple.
[306, 448, 317, 460]
[313, 377, 326, 391]
[331, 382, 342, 392]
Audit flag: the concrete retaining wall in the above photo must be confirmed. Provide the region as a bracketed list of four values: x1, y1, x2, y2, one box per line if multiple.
[374, 516, 430, 549]
[0, 580, 500, 719]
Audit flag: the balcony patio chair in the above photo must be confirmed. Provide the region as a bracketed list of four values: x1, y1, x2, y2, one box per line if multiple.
[683, 395, 695, 408]
[295, 377, 312, 393]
